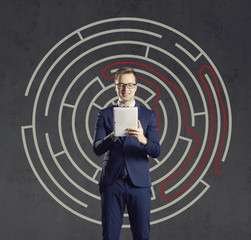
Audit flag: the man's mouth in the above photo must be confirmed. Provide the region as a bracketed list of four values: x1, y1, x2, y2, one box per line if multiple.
[122, 93, 129, 97]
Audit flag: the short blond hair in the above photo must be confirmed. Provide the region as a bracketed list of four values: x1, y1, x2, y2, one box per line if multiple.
[114, 67, 137, 84]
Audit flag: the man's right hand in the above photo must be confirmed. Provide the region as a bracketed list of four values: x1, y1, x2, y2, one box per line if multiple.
[111, 131, 118, 141]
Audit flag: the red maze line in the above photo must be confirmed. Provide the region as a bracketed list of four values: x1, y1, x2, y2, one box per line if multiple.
[102, 62, 226, 200]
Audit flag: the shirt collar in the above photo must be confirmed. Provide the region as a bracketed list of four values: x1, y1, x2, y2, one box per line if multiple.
[117, 100, 136, 108]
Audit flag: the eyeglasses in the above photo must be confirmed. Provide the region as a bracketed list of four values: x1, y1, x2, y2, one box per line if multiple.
[115, 83, 137, 89]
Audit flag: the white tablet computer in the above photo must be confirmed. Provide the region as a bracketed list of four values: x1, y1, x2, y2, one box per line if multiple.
[113, 107, 138, 137]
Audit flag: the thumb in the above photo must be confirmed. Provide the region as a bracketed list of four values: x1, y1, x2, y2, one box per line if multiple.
[138, 120, 142, 128]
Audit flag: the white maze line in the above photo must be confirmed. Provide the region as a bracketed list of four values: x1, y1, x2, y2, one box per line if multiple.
[151, 186, 156, 200]
[152, 158, 160, 164]
[45, 133, 100, 200]
[150, 180, 210, 224]
[175, 43, 203, 62]
[22, 125, 33, 130]
[158, 100, 168, 146]
[79, 28, 162, 43]
[92, 169, 100, 180]
[193, 112, 206, 116]
[21, 126, 88, 208]
[63, 103, 75, 109]
[204, 73, 222, 163]
[145, 46, 150, 58]
[145, 93, 156, 103]
[77, 31, 84, 41]
[178, 135, 192, 142]
[204, 71, 228, 162]
[92, 103, 102, 110]
[97, 76, 105, 89]
[54, 150, 65, 157]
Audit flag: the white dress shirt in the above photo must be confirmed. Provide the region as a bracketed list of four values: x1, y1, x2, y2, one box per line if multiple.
[117, 100, 136, 108]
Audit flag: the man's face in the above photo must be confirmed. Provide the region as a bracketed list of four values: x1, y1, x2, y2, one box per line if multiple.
[115, 73, 137, 105]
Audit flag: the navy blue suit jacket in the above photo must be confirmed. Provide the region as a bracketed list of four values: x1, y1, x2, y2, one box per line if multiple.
[93, 102, 160, 187]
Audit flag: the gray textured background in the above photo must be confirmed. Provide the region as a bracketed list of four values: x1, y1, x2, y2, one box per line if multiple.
[0, 0, 250, 239]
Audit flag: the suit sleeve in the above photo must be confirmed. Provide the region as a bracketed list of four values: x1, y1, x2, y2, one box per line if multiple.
[143, 111, 161, 158]
[93, 110, 115, 156]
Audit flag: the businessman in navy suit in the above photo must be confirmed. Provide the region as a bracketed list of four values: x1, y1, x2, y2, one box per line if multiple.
[93, 67, 160, 240]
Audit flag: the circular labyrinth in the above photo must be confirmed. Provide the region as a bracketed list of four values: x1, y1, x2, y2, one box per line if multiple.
[21, 17, 232, 227]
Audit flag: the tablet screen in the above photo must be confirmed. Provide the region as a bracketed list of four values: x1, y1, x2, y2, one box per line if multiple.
[113, 107, 138, 137]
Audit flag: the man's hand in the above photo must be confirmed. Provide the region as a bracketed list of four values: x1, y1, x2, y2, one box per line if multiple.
[110, 131, 118, 141]
[127, 120, 147, 146]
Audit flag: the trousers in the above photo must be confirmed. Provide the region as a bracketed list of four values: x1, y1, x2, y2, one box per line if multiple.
[99, 176, 151, 240]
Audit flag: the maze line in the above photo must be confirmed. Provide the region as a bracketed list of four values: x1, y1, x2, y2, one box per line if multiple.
[175, 43, 203, 62]
[158, 100, 168, 146]
[79, 28, 162, 41]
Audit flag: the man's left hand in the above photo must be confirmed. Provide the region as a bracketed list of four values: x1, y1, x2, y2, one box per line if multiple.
[127, 120, 147, 146]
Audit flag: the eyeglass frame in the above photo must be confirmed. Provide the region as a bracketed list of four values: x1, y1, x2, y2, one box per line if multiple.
[115, 83, 137, 89]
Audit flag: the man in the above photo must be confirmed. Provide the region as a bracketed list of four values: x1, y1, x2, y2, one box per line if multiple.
[93, 66, 160, 240]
